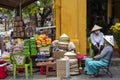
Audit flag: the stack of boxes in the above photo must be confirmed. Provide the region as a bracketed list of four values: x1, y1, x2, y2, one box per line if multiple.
[23, 39, 30, 55]
[56, 59, 70, 78]
[30, 39, 37, 56]
[13, 16, 25, 38]
[23, 39, 37, 55]
[64, 52, 79, 75]
[69, 59, 79, 75]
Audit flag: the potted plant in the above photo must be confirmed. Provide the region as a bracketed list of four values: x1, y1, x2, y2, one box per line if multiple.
[110, 23, 120, 51]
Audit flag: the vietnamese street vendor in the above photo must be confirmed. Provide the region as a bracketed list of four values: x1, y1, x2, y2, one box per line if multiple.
[84, 35, 114, 77]
[90, 24, 104, 56]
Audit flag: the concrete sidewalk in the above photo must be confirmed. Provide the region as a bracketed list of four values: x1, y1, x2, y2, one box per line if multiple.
[71, 66, 120, 80]
[3, 66, 120, 80]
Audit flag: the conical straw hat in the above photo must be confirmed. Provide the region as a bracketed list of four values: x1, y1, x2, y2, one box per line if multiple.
[103, 35, 114, 46]
[60, 34, 69, 38]
[91, 24, 102, 32]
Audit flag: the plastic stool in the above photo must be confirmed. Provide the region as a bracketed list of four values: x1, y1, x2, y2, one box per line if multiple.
[40, 65, 46, 75]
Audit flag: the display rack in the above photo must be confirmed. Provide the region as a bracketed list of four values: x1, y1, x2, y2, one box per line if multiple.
[13, 16, 25, 38]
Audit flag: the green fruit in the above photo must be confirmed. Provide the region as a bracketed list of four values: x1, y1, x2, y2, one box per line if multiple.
[42, 44, 48, 47]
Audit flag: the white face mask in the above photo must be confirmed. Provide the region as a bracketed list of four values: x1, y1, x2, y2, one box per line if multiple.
[95, 30, 100, 34]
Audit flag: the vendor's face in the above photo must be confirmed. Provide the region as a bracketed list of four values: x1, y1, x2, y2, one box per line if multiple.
[94, 30, 100, 35]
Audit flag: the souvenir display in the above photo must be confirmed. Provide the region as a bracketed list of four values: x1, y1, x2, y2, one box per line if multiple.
[13, 16, 25, 38]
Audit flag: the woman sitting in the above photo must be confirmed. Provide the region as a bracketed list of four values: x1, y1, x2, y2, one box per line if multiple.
[90, 24, 104, 56]
[84, 35, 114, 77]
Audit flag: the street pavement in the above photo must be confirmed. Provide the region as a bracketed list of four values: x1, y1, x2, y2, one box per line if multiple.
[70, 66, 120, 80]
[3, 66, 120, 80]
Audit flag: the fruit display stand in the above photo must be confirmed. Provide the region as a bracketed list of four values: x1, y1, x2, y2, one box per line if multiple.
[35, 34, 52, 61]
[38, 46, 50, 52]
[38, 45, 51, 56]
[34, 34, 56, 75]
[36, 46, 51, 61]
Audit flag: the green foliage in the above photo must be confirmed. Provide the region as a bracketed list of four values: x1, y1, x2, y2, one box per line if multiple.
[110, 23, 120, 48]
[40, 0, 52, 6]
[113, 32, 120, 48]
[23, 3, 37, 17]
[23, 0, 52, 16]
[22, 0, 53, 27]
[0, 8, 3, 11]
[0, 7, 14, 20]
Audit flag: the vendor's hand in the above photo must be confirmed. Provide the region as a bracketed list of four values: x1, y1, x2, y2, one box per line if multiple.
[93, 57, 97, 60]
[93, 57, 95, 60]
[98, 46, 101, 51]
[99, 45, 102, 49]
[93, 57, 99, 61]
[95, 45, 99, 49]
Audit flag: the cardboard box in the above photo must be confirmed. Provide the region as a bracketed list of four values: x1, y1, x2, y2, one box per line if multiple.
[57, 60, 69, 69]
[56, 59, 70, 78]
[57, 69, 70, 78]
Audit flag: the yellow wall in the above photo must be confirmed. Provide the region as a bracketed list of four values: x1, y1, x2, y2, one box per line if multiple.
[108, 0, 112, 18]
[54, 0, 87, 54]
[53, 0, 61, 39]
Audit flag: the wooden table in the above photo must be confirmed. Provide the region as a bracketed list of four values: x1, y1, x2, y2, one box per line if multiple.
[36, 61, 56, 75]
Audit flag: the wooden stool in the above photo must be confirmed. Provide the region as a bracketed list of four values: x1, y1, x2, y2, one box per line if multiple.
[46, 62, 56, 76]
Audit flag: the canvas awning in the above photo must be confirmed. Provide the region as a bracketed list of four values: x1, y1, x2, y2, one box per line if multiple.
[0, 0, 37, 10]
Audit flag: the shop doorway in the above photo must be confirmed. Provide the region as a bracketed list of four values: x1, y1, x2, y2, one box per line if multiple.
[112, 0, 120, 24]
[87, 0, 108, 36]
